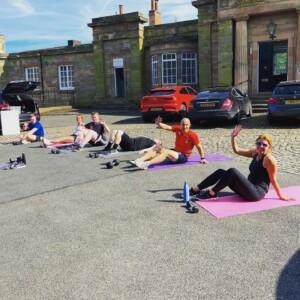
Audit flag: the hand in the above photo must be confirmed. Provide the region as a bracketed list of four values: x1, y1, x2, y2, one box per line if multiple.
[279, 195, 296, 201]
[231, 125, 242, 138]
[199, 158, 208, 164]
[155, 116, 162, 127]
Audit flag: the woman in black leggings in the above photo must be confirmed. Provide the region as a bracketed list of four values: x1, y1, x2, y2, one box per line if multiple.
[190, 125, 293, 201]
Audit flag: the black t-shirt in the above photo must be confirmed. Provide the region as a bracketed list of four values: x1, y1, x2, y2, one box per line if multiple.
[85, 122, 104, 136]
[120, 133, 155, 151]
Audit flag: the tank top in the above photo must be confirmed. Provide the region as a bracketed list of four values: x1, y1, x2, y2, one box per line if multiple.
[248, 155, 270, 192]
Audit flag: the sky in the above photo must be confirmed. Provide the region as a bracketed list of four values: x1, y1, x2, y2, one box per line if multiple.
[0, 0, 198, 53]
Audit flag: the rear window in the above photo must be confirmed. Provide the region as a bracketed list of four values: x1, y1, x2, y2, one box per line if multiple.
[150, 90, 175, 96]
[196, 90, 230, 99]
[274, 85, 300, 95]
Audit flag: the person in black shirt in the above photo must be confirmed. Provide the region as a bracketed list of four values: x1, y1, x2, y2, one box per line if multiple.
[103, 130, 157, 152]
[77, 112, 110, 147]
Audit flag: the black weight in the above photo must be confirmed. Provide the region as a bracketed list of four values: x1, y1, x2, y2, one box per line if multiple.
[106, 162, 113, 169]
[89, 153, 93, 158]
[94, 153, 99, 158]
[112, 159, 120, 166]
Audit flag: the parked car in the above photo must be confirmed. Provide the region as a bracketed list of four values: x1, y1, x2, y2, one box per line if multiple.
[188, 87, 252, 124]
[268, 80, 300, 124]
[140, 85, 198, 122]
[0, 80, 40, 125]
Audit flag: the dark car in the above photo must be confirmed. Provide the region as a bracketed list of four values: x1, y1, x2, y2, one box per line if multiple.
[0, 80, 40, 125]
[188, 87, 252, 124]
[268, 81, 300, 124]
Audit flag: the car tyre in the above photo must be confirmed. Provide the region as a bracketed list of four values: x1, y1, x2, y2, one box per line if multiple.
[231, 110, 241, 125]
[267, 113, 277, 125]
[142, 114, 152, 123]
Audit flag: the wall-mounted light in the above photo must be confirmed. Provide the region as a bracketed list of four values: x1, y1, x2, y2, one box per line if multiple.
[267, 20, 277, 40]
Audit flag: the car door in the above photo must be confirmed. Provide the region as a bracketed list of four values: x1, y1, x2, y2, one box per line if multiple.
[179, 88, 190, 110]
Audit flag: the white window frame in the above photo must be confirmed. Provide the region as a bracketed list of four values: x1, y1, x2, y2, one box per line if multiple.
[58, 65, 74, 91]
[162, 53, 177, 85]
[181, 52, 197, 84]
[151, 55, 159, 86]
[25, 67, 40, 82]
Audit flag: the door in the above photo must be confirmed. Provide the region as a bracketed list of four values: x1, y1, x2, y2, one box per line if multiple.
[259, 41, 288, 92]
[114, 68, 124, 97]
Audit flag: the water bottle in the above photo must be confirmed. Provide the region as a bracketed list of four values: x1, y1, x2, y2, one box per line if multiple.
[183, 181, 190, 203]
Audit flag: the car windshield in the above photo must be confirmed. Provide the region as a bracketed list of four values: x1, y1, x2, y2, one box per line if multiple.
[274, 85, 300, 95]
[150, 90, 175, 96]
[196, 90, 230, 99]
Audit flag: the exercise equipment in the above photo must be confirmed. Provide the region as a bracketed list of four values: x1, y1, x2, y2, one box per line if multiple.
[0, 153, 27, 170]
[89, 153, 99, 158]
[106, 159, 120, 169]
[183, 181, 199, 213]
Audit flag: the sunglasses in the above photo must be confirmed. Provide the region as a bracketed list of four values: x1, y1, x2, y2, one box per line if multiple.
[256, 141, 268, 148]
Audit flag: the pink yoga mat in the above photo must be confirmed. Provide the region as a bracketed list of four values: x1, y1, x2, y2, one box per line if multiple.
[195, 186, 300, 219]
[148, 153, 232, 171]
[47, 143, 74, 149]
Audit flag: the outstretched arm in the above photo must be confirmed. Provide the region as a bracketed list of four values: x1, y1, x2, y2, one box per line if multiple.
[231, 125, 255, 158]
[265, 156, 295, 201]
[195, 142, 208, 164]
[155, 116, 172, 131]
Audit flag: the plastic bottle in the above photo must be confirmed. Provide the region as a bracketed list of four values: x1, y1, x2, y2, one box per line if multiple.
[183, 181, 190, 203]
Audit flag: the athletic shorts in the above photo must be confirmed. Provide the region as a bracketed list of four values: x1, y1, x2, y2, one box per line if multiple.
[35, 135, 42, 141]
[170, 152, 188, 164]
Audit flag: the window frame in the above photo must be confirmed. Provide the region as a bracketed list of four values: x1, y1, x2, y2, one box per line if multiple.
[181, 52, 197, 85]
[162, 53, 177, 85]
[151, 55, 159, 87]
[25, 66, 40, 83]
[58, 65, 75, 91]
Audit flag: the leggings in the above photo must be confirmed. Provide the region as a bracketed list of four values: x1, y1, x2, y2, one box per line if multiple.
[197, 168, 266, 201]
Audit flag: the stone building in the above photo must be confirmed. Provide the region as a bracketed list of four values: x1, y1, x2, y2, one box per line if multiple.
[0, 0, 299, 108]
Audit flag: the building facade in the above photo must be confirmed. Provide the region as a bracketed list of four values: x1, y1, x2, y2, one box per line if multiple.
[0, 0, 299, 108]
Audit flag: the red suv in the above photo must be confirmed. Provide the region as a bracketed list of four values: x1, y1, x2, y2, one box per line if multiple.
[140, 85, 198, 121]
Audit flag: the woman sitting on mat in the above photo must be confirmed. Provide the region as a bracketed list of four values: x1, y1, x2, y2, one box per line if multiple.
[190, 125, 293, 201]
[41, 114, 85, 146]
[102, 129, 158, 153]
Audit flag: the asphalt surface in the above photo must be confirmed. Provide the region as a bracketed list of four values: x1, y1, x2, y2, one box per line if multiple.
[0, 112, 299, 299]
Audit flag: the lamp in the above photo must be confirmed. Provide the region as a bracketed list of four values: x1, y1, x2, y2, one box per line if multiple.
[267, 20, 277, 40]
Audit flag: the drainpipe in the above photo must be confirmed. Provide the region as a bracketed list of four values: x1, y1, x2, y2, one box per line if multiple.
[39, 51, 45, 104]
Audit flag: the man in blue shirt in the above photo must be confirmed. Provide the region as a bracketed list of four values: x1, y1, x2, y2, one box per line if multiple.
[20, 113, 45, 144]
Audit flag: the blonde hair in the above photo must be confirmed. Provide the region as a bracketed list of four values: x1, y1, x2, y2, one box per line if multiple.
[256, 134, 273, 148]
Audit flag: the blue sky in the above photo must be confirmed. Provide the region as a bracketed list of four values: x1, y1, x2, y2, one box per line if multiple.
[0, 0, 197, 53]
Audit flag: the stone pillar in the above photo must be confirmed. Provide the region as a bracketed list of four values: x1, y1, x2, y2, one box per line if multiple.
[234, 17, 249, 93]
[0, 34, 7, 89]
[93, 40, 106, 98]
[295, 9, 300, 80]
[218, 19, 233, 86]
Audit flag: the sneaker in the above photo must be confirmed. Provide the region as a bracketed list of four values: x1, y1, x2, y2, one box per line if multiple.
[136, 160, 149, 170]
[21, 140, 29, 145]
[12, 140, 22, 146]
[128, 160, 137, 166]
[198, 190, 216, 199]
[41, 137, 51, 148]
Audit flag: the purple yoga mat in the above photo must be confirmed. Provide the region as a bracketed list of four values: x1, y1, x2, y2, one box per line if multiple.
[195, 186, 300, 219]
[148, 153, 232, 171]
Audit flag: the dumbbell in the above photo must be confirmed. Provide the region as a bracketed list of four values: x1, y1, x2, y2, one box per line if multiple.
[186, 201, 199, 213]
[51, 148, 60, 154]
[89, 153, 99, 159]
[106, 159, 120, 169]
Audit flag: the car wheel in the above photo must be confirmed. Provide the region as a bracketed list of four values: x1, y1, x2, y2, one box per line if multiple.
[179, 104, 187, 119]
[267, 114, 277, 125]
[142, 114, 152, 123]
[231, 110, 241, 125]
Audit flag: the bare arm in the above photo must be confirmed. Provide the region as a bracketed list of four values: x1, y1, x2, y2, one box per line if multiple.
[195, 142, 208, 164]
[155, 116, 172, 131]
[264, 156, 294, 201]
[231, 125, 255, 158]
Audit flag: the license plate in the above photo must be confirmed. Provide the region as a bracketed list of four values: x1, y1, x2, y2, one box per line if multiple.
[151, 108, 161, 111]
[285, 100, 300, 104]
[199, 102, 215, 108]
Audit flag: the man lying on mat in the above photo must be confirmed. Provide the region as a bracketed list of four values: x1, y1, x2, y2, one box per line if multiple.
[131, 116, 207, 170]
[102, 129, 158, 153]
[190, 125, 294, 201]
[41, 114, 85, 147]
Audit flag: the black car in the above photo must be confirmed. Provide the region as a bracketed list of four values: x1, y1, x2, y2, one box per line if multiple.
[0, 80, 40, 124]
[268, 80, 300, 124]
[188, 87, 252, 124]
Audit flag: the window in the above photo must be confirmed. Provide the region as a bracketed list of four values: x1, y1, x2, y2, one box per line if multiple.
[58, 65, 74, 90]
[180, 88, 189, 94]
[25, 67, 40, 82]
[151, 56, 159, 86]
[182, 53, 197, 84]
[162, 53, 177, 85]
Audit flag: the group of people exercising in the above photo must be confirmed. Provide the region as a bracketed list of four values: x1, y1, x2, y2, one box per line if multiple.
[18, 111, 294, 202]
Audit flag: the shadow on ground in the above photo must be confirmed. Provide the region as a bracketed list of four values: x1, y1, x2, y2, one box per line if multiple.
[276, 249, 300, 300]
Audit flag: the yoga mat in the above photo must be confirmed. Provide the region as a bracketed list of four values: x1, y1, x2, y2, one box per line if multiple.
[148, 153, 232, 171]
[98, 150, 139, 158]
[195, 186, 300, 219]
[47, 143, 74, 149]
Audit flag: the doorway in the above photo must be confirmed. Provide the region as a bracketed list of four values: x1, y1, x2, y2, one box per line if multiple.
[114, 67, 125, 97]
[259, 41, 288, 92]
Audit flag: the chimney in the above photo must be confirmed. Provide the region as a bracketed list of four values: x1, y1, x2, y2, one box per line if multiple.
[68, 40, 81, 47]
[149, 0, 161, 26]
[119, 4, 124, 15]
